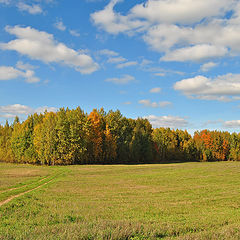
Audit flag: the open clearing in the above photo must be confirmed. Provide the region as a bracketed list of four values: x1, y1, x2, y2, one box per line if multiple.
[1, 162, 240, 239]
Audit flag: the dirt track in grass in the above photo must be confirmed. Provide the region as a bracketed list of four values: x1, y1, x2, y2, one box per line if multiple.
[0, 176, 50, 194]
[0, 177, 53, 207]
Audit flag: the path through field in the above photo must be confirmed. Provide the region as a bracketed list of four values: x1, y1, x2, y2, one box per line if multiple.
[0, 176, 49, 194]
[0, 167, 64, 208]
[0, 177, 54, 207]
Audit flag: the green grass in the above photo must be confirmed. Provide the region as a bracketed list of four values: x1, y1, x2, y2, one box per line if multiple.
[0, 163, 54, 192]
[1, 162, 240, 239]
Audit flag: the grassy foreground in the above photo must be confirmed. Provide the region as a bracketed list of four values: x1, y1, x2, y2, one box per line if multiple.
[1, 162, 240, 239]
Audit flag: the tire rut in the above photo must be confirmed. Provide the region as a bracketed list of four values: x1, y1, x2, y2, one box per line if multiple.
[0, 178, 54, 207]
[0, 176, 50, 194]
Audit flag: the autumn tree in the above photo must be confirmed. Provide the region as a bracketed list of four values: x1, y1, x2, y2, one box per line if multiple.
[130, 118, 153, 163]
[34, 112, 57, 165]
[67, 107, 88, 164]
[87, 109, 104, 163]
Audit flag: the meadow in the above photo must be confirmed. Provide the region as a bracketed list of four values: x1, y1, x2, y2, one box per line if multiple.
[1, 162, 240, 239]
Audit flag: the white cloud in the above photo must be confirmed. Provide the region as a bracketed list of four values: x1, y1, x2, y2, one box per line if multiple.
[139, 99, 159, 108]
[91, 0, 148, 35]
[105, 74, 135, 84]
[91, 0, 233, 34]
[139, 99, 171, 108]
[91, 0, 240, 62]
[0, 65, 40, 83]
[0, 104, 33, 115]
[107, 56, 126, 63]
[0, 104, 57, 117]
[98, 49, 119, 56]
[161, 45, 228, 62]
[24, 70, 40, 83]
[116, 61, 137, 68]
[100, 51, 137, 69]
[0, 66, 25, 81]
[144, 115, 188, 128]
[150, 87, 161, 93]
[54, 20, 66, 31]
[0, 26, 99, 74]
[223, 120, 240, 128]
[17, 2, 43, 15]
[174, 74, 240, 101]
[131, 0, 233, 25]
[143, 18, 240, 54]
[200, 62, 218, 72]
[69, 30, 80, 37]
[123, 101, 131, 105]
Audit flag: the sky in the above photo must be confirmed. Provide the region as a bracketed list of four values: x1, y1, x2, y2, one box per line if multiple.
[1, 0, 240, 134]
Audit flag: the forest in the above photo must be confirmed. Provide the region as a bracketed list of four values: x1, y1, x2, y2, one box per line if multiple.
[0, 107, 239, 165]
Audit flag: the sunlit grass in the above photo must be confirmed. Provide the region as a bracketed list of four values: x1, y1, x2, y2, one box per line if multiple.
[1, 162, 240, 239]
[0, 163, 53, 191]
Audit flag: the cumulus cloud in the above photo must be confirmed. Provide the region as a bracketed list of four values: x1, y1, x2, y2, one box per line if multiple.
[131, 0, 232, 25]
[0, 104, 57, 118]
[17, 2, 43, 14]
[105, 74, 135, 84]
[139, 99, 171, 108]
[174, 74, 240, 101]
[161, 45, 228, 62]
[0, 26, 99, 74]
[91, 0, 148, 35]
[144, 115, 188, 128]
[91, 0, 240, 62]
[0, 64, 39, 83]
[0, 66, 25, 81]
[200, 62, 218, 72]
[0, 104, 32, 115]
[150, 87, 161, 93]
[144, 19, 240, 58]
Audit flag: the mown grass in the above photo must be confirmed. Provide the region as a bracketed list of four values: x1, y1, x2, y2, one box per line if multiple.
[1, 162, 240, 239]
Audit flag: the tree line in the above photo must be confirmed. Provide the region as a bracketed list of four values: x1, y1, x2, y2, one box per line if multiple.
[0, 107, 239, 165]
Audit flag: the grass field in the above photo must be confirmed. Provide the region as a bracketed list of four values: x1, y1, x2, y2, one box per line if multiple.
[1, 162, 240, 239]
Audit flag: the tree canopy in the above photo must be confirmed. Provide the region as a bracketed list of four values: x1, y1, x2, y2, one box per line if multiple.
[0, 107, 239, 165]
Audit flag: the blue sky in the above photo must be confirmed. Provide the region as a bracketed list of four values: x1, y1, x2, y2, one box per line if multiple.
[1, 0, 240, 134]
